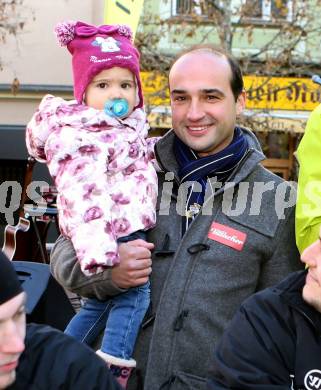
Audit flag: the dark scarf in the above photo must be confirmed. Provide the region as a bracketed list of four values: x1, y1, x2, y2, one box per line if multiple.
[174, 127, 248, 233]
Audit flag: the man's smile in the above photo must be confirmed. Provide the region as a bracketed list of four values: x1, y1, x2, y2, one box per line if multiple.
[186, 124, 214, 135]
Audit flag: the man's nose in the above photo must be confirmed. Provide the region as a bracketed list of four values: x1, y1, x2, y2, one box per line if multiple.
[301, 240, 319, 268]
[1, 322, 25, 354]
[186, 99, 205, 122]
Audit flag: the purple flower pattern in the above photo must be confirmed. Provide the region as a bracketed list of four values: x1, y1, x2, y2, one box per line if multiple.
[111, 193, 130, 205]
[83, 206, 103, 222]
[113, 218, 131, 234]
[128, 143, 139, 158]
[78, 144, 101, 156]
[83, 183, 100, 200]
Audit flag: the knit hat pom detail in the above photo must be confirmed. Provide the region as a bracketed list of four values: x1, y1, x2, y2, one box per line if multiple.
[117, 24, 133, 41]
[55, 20, 77, 46]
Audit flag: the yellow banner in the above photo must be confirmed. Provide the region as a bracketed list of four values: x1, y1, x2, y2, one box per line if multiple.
[140, 72, 321, 111]
[141, 72, 169, 107]
[244, 76, 320, 111]
[104, 0, 144, 38]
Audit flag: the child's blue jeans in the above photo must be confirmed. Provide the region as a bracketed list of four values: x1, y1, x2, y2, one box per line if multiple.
[64, 281, 150, 360]
[65, 230, 150, 360]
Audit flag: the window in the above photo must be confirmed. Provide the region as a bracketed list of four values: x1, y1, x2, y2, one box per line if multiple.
[172, 0, 217, 17]
[241, 0, 293, 22]
[171, 0, 293, 22]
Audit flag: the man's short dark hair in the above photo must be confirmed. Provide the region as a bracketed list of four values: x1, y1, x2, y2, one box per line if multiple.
[170, 44, 244, 101]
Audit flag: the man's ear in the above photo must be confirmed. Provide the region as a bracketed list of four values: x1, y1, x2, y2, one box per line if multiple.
[236, 90, 246, 115]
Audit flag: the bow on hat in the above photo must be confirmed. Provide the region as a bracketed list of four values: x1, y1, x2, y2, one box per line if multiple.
[75, 22, 120, 37]
[55, 21, 133, 47]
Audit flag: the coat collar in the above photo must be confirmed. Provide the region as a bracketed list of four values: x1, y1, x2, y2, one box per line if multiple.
[155, 127, 266, 190]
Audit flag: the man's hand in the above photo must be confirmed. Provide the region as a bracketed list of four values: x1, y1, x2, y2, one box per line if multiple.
[111, 239, 154, 289]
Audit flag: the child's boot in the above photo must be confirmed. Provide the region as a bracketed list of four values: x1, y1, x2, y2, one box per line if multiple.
[96, 349, 136, 389]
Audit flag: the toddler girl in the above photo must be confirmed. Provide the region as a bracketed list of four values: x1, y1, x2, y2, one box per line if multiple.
[26, 21, 159, 388]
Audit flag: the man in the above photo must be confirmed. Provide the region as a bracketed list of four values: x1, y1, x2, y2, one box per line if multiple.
[209, 231, 321, 390]
[50, 45, 302, 389]
[0, 251, 120, 389]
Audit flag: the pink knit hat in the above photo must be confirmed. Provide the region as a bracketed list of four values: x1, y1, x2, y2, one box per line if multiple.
[55, 21, 143, 107]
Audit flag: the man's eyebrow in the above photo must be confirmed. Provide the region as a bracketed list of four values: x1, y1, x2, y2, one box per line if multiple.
[170, 88, 225, 95]
[0, 294, 27, 323]
[170, 89, 186, 95]
[202, 88, 224, 96]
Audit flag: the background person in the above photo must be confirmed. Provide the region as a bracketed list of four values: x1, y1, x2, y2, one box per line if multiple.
[25, 21, 159, 387]
[51, 45, 302, 389]
[208, 228, 321, 390]
[0, 250, 120, 390]
[296, 103, 321, 253]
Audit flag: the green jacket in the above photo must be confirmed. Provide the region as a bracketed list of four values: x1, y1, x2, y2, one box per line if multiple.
[296, 104, 321, 253]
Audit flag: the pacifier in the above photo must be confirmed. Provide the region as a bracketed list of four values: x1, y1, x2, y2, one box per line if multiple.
[104, 98, 129, 118]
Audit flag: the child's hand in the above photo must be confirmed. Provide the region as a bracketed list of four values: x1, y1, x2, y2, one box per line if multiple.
[112, 240, 154, 289]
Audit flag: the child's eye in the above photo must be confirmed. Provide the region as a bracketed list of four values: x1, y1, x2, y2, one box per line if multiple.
[97, 82, 108, 89]
[121, 82, 132, 89]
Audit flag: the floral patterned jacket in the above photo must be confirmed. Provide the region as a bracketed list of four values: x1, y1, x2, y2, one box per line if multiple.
[26, 94, 159, 275]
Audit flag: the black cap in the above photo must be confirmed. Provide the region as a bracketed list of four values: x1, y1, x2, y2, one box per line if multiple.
[0, 251, 23, 305]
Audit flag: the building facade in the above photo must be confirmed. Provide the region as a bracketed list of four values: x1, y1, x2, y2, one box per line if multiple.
[138, 0, 321, 179]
